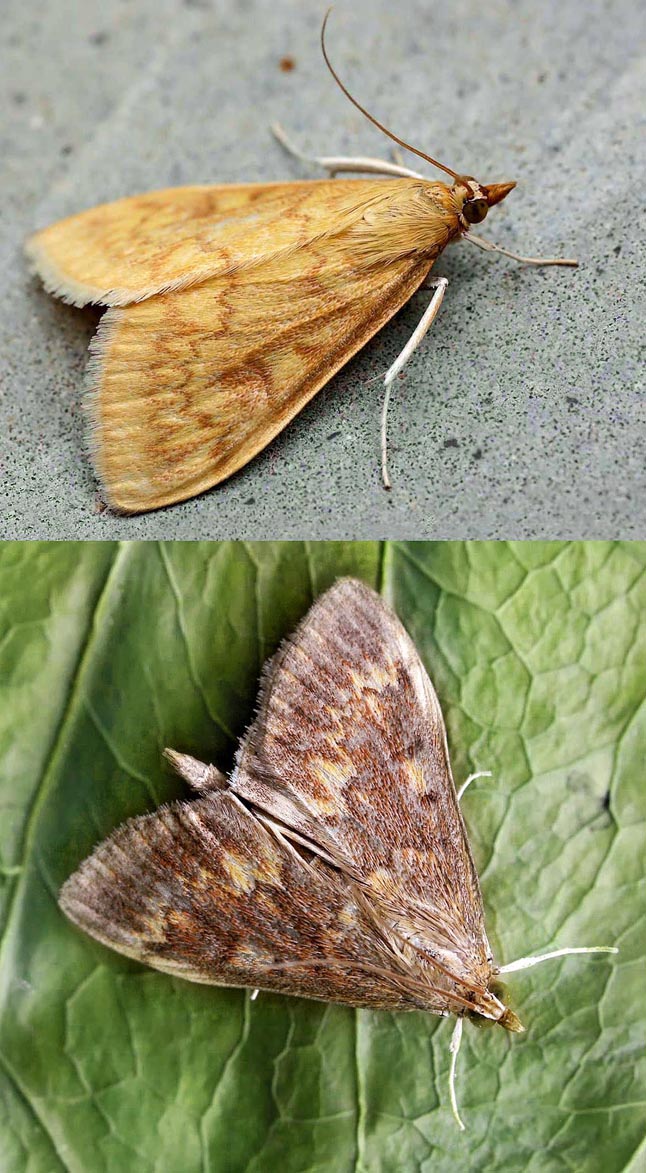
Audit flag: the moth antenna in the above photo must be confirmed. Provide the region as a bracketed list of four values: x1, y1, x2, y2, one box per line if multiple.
[499, 946, 618, 975]
[448, 1017, 466, 1131]
[321, 9, 461, 182]
[457, 770, 492, 801]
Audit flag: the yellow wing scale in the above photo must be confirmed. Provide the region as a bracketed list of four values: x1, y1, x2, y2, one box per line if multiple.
[27, 178, 462, 510]
[88, 245, 431, 511]
[27, 179, 447, 307]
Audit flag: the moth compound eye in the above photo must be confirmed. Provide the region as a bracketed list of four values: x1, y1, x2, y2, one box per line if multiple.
[463, 198, 489, 225]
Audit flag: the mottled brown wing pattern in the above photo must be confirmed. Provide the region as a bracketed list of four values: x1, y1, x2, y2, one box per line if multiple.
[59, 790, 428, 1011]
[60, 579, 518, 1025]
[232, 579, 492, 984]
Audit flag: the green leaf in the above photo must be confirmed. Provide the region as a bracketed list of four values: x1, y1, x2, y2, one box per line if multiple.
[0, 541, 643, 1172]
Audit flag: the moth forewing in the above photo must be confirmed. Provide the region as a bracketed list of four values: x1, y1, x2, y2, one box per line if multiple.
[26, 180, 378, 307]
[59, 788, 453, 1012]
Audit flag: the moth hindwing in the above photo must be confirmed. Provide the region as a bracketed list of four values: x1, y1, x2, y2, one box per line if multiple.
[60, 578, 515, 1027]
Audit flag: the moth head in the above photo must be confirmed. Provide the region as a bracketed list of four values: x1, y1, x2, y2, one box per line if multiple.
[461, 979, 525, 1032]
[456, 177, 517, 226]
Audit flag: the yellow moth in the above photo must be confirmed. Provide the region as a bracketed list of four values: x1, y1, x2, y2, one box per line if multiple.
[25, 12, 576, 513]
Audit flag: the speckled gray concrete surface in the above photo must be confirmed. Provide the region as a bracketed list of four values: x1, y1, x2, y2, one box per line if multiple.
[1, 0, 643, 538]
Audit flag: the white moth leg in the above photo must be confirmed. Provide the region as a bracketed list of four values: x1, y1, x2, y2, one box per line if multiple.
[457, 771, 492, 802]
[271, 123, 427, 180]
[250, 988, 260, 1000]
[381, 277, 448, 489]
[448, 1017, 466, 1131]
[499, 946, 618, 974]
[463, 231, 578, 268]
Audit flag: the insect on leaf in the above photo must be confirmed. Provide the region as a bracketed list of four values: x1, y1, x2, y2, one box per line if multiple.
[59, 581, 510, 1015]
[59, 578, 616, 1127]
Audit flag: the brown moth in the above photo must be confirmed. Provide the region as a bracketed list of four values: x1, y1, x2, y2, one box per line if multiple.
[25, 12, 576, 514]
[60, 578, 615, 1128]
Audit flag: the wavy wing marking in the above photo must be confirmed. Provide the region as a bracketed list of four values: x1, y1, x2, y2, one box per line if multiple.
[25, 181, 364, 306]
[89, 247, 430, 511]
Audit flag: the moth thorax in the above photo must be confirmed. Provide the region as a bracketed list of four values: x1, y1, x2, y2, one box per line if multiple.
[466, 983, 523, 1032]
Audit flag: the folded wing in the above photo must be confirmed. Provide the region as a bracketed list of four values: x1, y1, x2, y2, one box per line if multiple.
[232, 579, 490, 973]
[28, 179, 460, 510]
[59, 789, 420, 1010]
[88, 243, 429, 511]
[25, 178, 439, 307]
